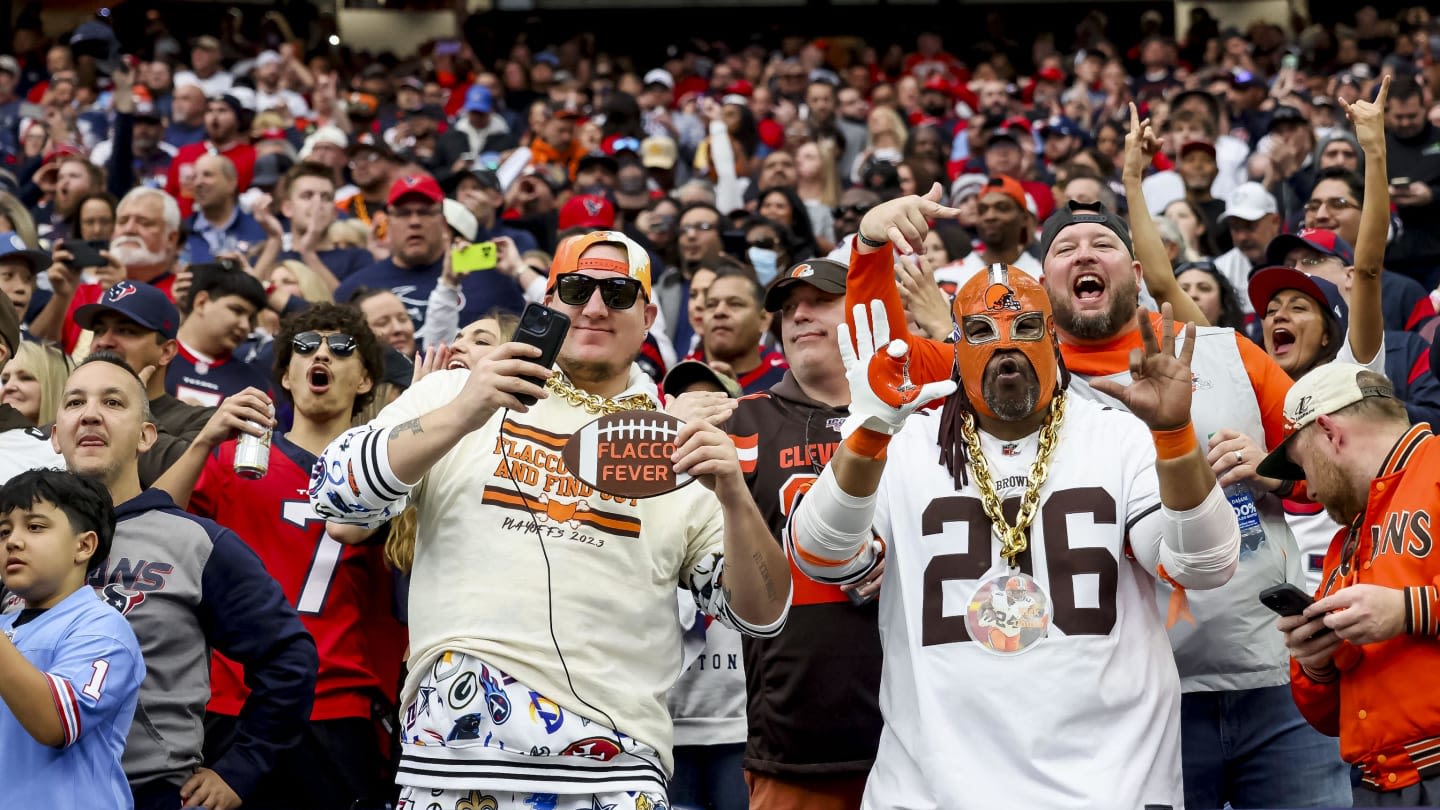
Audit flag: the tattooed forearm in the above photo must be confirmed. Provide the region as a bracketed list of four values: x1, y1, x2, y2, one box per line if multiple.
[752, 550, 778, 602]
[388, 418, 424, 440]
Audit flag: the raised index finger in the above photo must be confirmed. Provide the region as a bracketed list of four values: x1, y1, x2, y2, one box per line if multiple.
[1376, 73, 1391, 107]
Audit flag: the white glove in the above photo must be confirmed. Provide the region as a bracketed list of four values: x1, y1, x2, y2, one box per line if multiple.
[837, 299, 957, 437]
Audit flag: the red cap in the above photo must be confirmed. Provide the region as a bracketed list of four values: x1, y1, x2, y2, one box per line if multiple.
[1179, 140, 1217, 159]
[1001, 115, 1033, 134]
[727, 79, 754, 97]
[757, 119, 785, 150]
[922, 75, 952, 96]
[1036, 66, 1065, 84]
[256, 127, 289, 142]
[387, 173, 444, 207]
[558, 194, 617, 231]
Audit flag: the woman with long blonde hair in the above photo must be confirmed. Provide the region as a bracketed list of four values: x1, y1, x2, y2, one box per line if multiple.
[1, 342, 73, 426]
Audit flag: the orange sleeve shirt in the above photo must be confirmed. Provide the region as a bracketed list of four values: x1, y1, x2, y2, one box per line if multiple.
[1290, 426, 1440, 792]
[845, 241, 954, 385]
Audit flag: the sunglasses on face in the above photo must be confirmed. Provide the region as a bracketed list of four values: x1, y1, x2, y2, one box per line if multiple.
[293, 331, 358, 357]
[748, 237, 779, 250]
[680, 222, 718, 235]
[555, 273, 644, 310]
[833, 203, 874, 218]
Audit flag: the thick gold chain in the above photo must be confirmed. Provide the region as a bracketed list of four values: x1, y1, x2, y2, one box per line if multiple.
[545, 375, 656, 415]
[960, 393, 1067, 567]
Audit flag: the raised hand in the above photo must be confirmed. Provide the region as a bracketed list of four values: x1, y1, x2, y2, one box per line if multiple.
[1343, 73, 1389, 150]
[856, 183, 963, 256]
[838, 299, 956, 436]
[1123, 102, 1162, 182]
[412, 342, 453, 384]
[1089, 304, 1197, 431]
[895, 253, 953, 340]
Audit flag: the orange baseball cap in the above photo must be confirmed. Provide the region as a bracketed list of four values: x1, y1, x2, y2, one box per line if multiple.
[548, 231, 652, 299]
[981, 174, 1028, 212]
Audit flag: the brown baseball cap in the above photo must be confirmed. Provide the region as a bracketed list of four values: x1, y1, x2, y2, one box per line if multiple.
[764, 259, 847, 312]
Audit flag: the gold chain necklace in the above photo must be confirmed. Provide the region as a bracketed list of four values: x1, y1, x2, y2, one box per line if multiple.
[546, 375, 656, 415]
[960, 393, 1066, 567]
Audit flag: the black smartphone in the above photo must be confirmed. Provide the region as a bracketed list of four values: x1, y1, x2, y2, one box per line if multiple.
[1260, 583, 1332, 636]
[64, 239, 109, 270]
[512, 303, 570, 407]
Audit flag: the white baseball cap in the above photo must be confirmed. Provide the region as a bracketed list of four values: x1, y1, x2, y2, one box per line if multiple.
[1219, 181, 1278, 224]
[299, 125, 348, 159]
[642, 68, 674, 90]
[1257, 362, 1397, 479]
[442, 198, 478, 243]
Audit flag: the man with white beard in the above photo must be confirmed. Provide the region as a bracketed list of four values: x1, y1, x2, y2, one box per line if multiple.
[30, 187, 186, 355]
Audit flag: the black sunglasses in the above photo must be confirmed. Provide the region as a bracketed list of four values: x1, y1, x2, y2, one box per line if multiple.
[293, 331, 358, 357]
[832, 203, 874, 218]
[748, 237, 779, 250]
[555, 273, 644, 310]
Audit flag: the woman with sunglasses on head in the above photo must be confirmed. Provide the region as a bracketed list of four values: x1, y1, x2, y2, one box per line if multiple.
[159, 301, 408, 810]
[311, 231, 790, 810]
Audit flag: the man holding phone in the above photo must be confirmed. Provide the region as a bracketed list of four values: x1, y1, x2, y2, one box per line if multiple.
[336, 173, 524, 337]
[1261, 363, 1440, 805]
[311, 230, 790, 809]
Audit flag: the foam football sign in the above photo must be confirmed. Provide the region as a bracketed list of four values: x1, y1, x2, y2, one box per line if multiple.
[562, 411, 694, 499]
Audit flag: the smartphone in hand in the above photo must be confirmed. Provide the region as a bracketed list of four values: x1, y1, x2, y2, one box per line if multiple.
[511, 303, 570, 406]
[1260, 583, 1331, 637]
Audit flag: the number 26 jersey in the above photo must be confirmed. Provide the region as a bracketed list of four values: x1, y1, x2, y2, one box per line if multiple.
[862, 396, 1183, 810]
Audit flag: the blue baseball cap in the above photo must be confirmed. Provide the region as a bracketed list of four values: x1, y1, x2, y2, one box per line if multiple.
[74, 280, 179, 339]
[0, 231, 50, 277]
[1041, 116, 1084, 139]
[462, 85, 493, 114]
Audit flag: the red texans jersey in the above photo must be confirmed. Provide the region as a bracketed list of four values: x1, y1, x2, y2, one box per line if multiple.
[192, 433, 406, 721]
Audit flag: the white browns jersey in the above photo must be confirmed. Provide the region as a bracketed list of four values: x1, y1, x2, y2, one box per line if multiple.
[858, 396, 1183, 810]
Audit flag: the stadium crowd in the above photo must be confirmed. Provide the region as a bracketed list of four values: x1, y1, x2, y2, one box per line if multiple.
[1, 3, 1440, 809]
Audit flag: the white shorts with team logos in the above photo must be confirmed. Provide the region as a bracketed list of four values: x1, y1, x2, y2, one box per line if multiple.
[396, 650, 669, 802]
[396, 786, 670, 810]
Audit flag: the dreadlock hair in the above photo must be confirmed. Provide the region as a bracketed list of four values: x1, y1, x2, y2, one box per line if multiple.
[935, 345, 1072, 490]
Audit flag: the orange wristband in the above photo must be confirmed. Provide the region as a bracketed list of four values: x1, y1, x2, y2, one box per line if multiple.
[1151, 423, 1198, 460]
[843, 427, 891, 460]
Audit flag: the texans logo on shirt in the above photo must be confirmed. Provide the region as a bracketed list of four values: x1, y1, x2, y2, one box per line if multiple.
[100, 583, 147, 615]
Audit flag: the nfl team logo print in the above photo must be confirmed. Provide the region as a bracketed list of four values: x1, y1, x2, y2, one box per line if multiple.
[984, 283, 1022, 312]
[108, 281, 138, 302]
[790, 263, 814, 279]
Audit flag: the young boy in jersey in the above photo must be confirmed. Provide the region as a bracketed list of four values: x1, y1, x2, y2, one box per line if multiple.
[167, 263, 270, 406]
[0, 469, 145, 807]
[177, 302, 403, 810]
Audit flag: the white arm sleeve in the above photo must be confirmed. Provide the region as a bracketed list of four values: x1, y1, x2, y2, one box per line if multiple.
[787, 463, 882, 585]
[522, 273, 547, 305]
[1129, 483, 1241, 590]
[308, 424, 415, 527]
[417, 282, 463, 350]
[709, 120, 744, 215]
